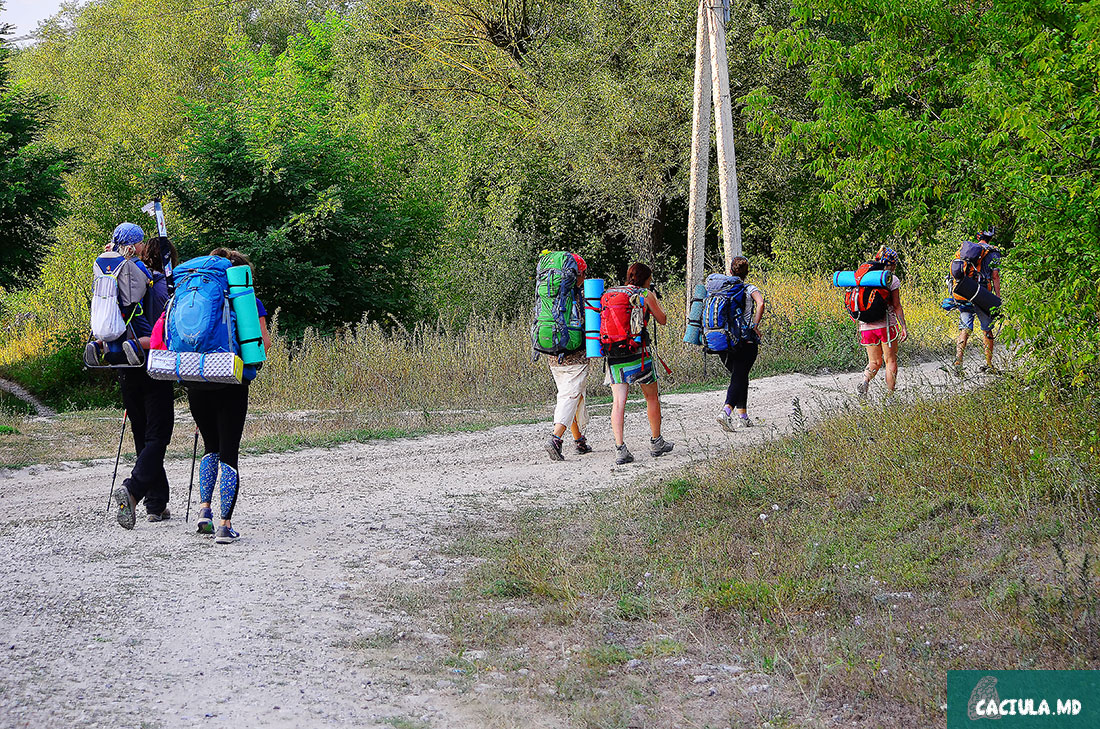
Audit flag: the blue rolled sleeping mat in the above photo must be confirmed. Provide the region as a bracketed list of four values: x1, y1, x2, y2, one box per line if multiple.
[832, 270, 892, 288]
[583, 278, 604, 358]
[684, 284, 706, 345]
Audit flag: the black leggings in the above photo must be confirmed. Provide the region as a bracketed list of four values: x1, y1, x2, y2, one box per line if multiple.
[718, 341, 759, 410]
[119, 369, 175, 513]
[187, 383, 249, 469]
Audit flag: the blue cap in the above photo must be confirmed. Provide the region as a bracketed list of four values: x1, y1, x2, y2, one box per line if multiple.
[977, 229, 994, 241]
[111, 222, 145, 247]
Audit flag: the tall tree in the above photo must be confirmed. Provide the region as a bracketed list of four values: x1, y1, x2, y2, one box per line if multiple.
[0, 16, 70, 290]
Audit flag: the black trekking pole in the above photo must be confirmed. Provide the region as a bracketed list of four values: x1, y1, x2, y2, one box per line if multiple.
[185, 426, 199, 523]
[105, 410, 128, 516]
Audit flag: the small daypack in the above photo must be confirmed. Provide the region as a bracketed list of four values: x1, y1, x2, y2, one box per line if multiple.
[164, 255, 238, 355]
[531, 251, 584, 358]
[702, 277, 754, 352]
[844, 261, 891, 323]
[599, 285, 648, 356]
[90, 252, 151, 341]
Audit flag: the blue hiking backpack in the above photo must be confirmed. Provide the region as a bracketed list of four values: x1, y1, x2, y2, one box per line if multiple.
[165, 256, 239, 356]
[702, 277, 755, 353]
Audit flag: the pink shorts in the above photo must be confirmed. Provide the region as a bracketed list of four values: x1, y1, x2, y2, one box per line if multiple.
[860, 325, 898, 346]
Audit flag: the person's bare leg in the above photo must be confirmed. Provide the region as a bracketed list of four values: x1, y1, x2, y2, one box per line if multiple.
[553, 423, 568, 438]
[884, 340, 899, 393]
[983, 332, 995, 368]
[955, 329, 970, 366]
[641, 382, 661, 439]
[611, 384, 628, 446]
[861, 344, 884, 392]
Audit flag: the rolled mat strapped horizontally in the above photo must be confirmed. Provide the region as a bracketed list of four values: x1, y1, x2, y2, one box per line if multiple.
[684, 283, 706, 345]
[583, 277, 604, 358]
[832, 270, 892, 288]
[952, 277, 1002, 316]
[226, 265, 266, 365]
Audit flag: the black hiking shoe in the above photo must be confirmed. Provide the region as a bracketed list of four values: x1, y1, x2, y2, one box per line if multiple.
[113, 483, 137, 530]
[650, 436, 674, 457]
[615, 444, 634, 465]
[196, 507, 214, 535]
[146, 507, 171, 522]
[574, 437, 593, 455]
[214, 525, 239, 544]
[545, 435, 565, 461]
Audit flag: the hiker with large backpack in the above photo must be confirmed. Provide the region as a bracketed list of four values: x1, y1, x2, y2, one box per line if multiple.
[600, 262, 673, 465]
[848, 246, 908, 397]
[92, 223, 178, 525]
[704, 256, 766, 431]
[134, 247, 270, 544]
[952, 230, 1002, 373]
[532, 251, 595, 461]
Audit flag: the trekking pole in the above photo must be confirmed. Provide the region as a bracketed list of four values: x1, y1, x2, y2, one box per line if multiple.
[105, 410, 128, 516]
[185, 426, 199, 523]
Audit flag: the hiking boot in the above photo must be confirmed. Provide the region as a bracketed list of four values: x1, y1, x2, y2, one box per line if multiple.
[856, 380, 870, 398]
[113, 483, 137, 530]
[214, 525, 239, 544]
[545, 435, 565, 461]
[717, 411, 735, 433]
[574, 437, 593, 455]
[196, 507, 214, 535]
[650, 436, 674, 457]
[83, 340, 103, 367]
[121, 339, 143, 366]
[615, 444, 634, 465]
[979, 364, 1000, 374]
[146, 507, 171, 522]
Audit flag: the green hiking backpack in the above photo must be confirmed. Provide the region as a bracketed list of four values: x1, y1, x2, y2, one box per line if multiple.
[531, 251, 584, 359]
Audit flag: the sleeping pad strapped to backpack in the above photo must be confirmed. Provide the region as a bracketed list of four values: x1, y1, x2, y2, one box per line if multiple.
[844, 260, 890, 323]
[532, 251, 584, 358]
[701, 275, 756, 353]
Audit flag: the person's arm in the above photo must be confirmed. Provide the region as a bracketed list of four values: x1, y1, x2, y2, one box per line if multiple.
[646, 291, 668, 325]
[259, 317, 271, 351]
[991, 269, 1001, 298]
[750, 289, 765, 338]
[891, 286, 908, 342]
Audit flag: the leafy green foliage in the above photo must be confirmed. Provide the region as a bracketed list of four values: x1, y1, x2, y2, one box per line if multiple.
[744, 0, 1100, 384]
[156, 20, 442, 333]
[0, 24, 69, 290]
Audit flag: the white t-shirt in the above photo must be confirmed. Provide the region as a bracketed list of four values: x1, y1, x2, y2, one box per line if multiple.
[741, 284, 761, 329]
[857, 275, 901, 331]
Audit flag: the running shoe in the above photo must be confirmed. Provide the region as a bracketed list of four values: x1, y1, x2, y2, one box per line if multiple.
[146, 507, 171, 522]
[214, 525, 239, 544]
[615, 444, 634, 465]
[716, 411, 735, 433]
[113, 483, 137, 530]
[196, 507, 214, 535]
[650, 436, 674, 457]
[574, 437, 593, 455]
[732, 416, 754, 429]
[83, 341, 103, 367]
[545, 435, 564, 461]
[121, 339, 143, 366]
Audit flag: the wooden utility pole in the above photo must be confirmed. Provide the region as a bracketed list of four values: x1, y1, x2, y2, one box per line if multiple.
[685, 0, 742, 312]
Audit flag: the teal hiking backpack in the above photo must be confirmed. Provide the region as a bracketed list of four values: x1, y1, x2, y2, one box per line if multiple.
[531, 251, 584, 360]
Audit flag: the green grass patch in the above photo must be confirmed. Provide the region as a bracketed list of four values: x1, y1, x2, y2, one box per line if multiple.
[460, 381, 1100, 724]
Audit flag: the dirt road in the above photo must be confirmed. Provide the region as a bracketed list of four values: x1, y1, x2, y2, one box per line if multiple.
[0, 360, 970, 728]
